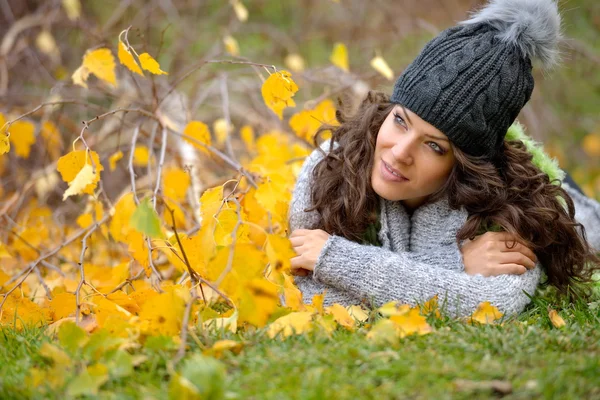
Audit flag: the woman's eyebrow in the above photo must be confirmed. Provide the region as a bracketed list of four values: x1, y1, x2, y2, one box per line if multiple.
[398, 106, 448, 141]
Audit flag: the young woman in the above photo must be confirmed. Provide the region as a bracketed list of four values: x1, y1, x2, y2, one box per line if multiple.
[287, 0, 600, 317]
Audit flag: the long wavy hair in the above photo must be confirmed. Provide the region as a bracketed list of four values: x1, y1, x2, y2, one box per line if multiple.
[307, 90, 600, 297]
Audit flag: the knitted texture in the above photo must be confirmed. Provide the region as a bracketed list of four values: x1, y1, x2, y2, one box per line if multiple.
[289, 139, 600, 318]
[390, 0, 562, 159]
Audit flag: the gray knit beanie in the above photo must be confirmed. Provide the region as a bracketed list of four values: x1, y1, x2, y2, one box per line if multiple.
[390, 0, 562, 159]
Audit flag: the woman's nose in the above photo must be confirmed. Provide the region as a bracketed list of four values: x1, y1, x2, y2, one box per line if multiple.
[391, 137, 415, 165]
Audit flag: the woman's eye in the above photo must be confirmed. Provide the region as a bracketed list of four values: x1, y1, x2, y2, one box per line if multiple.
[393, 112, 406, 127]
[428, 142, 445, 154]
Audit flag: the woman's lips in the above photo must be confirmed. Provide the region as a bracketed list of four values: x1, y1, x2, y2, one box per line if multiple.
[381, 159, 409, 182]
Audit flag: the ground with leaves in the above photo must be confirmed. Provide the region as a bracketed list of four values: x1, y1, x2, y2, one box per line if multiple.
[2, 288, 599, 399]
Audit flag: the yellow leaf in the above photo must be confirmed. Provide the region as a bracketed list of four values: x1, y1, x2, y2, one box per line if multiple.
[389, 307, 432, 338]
[346, 305, 369, 323]
[0, 132, 9, 155]
[0, 242, 12, 259]
[40, 121, 63, 160]
[109, 150, 123, 171]
[133, 145, 151, 166]
[283, 274, 302, 311]
[366, 319, 399, 345]
[254, 173, 290, 212]
[238, 279, 279, 327]
[36, 30, 59, 60]
[582, 133, 600, 157]
[330, 42, 349, 72]
[204, 339, 244, 358]
[49, 293, 76, 321]
[469, 301, 503, 325]
[240, 125, 255, 152]
[163, 167, 190, 201]
[266, 311, 314, 338]
[183, 121, 211, 155]
[370, 55, 394, 80]
[83, 48, 117, 87]
[265, 234, 295, 283]
[62, 0, 81, 20]
[284, 53, 305, 72]
[76, 200, 104, 229]
[420, 295, 441, 318]
[39, 342, 71, 366]
[1, 295, 50, 329]
[62, 164, 95, 200]
[289, 99, 338, 142]
[378, 301, 411, 317]
[71, 65, 90, 88]
[325, 303, 356, 330]
[261, 70, 298, 120]
[213, 118, 232, 146]
[126, 230, 151, 276]
[139, 53, 168, 75]
[223, 35, 240, 56]
[56, 150, 104, 200]
[203, 311, 238, 333]
[312, 292, 325, 315]
[230, 0, 248, 21]
[8, 120, 36, 158]
[549, 309, 566, 328]
[140, 291, 185, 336]
[109, 193, 137, 242]
[118, 40, 143, 76]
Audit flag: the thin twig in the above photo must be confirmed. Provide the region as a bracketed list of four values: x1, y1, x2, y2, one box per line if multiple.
[75, 221, 101, 325]
[128, 125, 141, 205]
[153, 126, 168, 209]
[174, 290, 197, 364]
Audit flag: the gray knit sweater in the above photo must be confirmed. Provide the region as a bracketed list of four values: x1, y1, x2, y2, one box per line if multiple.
[289, 139, 600, 318]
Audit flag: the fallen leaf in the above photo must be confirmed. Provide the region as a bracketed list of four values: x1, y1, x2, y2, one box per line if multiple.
[549, 309, 566, 328]
[139, 53, 168, 75]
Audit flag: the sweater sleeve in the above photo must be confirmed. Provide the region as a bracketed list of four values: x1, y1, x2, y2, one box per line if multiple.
[563, 182, 600, 252]
[312, 235, 542, 318]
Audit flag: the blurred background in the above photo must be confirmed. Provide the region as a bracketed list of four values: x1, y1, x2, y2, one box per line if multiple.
[1, 0, 599, 199]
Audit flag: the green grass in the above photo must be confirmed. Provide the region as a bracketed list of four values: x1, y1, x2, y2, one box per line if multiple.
[1, 287, 599, 399]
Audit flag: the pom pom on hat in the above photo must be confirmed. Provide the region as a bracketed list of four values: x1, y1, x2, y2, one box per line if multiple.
[460, 0, 563, 69]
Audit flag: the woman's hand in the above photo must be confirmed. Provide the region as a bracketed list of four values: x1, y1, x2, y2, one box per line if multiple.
[461, 232, 538, 276]
[289, 229, 331, 276]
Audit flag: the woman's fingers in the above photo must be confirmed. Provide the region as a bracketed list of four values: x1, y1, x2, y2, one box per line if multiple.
[501, 241, 537, 263]
[497, 251, 536, 269]
[498, 263, 528, 275]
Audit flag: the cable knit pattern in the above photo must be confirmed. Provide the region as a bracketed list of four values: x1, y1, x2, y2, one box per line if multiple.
[288, 139, 600, 318]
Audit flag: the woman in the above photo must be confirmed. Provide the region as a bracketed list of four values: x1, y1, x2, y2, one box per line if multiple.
[288, 0, 600, 317]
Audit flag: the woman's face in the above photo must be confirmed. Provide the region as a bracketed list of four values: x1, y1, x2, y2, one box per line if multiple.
[371, 105, 456, 209]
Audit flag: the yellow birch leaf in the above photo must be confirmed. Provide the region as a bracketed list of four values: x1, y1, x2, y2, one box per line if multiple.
[62, 0, 81, 20]
[223, 35, 239, 56]
[330, 42, 349, 72]
[117, 40, 143, 76]
[290, 99, 338, 142]
[213, 118, 231, 146]
[284, 53, 305, 72]
[163, 167, 190, 201]
[366, 319, 399, 345]
[71, 65, 90, 88]
[370, 55, 394, 80]
[283, 274, 302, 311]
[62, 164, 95, 200]
[109, 150, 123, 171]
[57, 150, 103, 199]
[420, 295, 441, 318]
[109, 193, 137, 242]
[549, 309, 566, 328]
[469, 301, 503, 325]
[266, 311, 314, 339]
[261, 70, 298, 120]
[238, 279, 279, 327]
[265, 234, 295, 283]
[126, 230, 151, 277]
[0, 133, 9, 155]
[184, 121, 211, 155]
[9, 120, 36, 158]
[325, 303, 356, 330]
[76, 200, 104, 229]
[203, 310, 238, 333]
[240, 125, 255, 152]
[0, 242, 12, 259]
[133, 145, 151, 166]
[139, 53, 168, 75]
[83, 48, 117, 87]
[254, 173, 290, 212]
[378, 301, 411, 317]
[389, 307, 432, 338]
[230, 0, 248, 21]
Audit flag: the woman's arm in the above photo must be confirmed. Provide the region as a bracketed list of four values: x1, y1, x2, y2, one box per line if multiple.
[312, 234, 542, 318]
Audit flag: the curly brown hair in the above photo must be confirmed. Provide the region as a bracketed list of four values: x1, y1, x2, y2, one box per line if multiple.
[307, 90, 600, 297]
